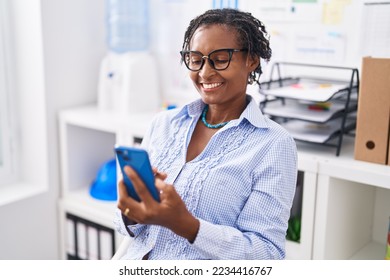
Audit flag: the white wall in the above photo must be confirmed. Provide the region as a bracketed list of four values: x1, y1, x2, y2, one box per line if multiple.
[0, 0, 106, 259]
[149, 0, 370, 105]
[40, 0, 106, 258]
[0, 0, 53, 259]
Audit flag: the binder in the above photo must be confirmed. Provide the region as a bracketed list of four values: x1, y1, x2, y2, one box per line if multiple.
[87, 227, 99, 260]
[354, 57, 390, 165]
[100, 231, 113, 260]
[76, 223, 87, 259]
[66, 219, 75, 256]
[65, 213, 116, 260]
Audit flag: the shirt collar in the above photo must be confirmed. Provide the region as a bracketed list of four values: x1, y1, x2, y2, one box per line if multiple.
[171, 95, 270, 129]
[240, 95, 270, 128]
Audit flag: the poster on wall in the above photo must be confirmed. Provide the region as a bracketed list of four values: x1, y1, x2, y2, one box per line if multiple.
[292, 30, 346, 64]
[360, 1, 390, 58]
[243, 0, 322, 24]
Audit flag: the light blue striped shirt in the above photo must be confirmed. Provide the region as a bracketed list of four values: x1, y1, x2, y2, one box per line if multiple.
[114, 95, 297, 259]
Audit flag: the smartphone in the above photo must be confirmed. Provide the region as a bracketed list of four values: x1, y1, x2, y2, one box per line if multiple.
[114, 145, 160, 202]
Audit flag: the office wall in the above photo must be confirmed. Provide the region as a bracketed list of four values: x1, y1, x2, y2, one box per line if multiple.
[151, 0, 390, 105]
[0, 0, 106, 259]
[0, 0, 54, 259]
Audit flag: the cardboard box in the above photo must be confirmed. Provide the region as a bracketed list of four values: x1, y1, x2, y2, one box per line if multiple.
[354, 57, 390, 165]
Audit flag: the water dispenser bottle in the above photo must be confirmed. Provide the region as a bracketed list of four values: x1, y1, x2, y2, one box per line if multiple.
[106, 0, 149, 53]
[98, 0, 160, 114]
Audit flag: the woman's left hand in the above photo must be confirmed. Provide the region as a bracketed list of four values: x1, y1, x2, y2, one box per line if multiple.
[117, 166, 200, 243]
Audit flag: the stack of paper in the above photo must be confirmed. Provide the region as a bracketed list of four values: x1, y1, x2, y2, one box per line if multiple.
[260, 78, 349, 102]
[263, 99, 349, 123]
[280, 118, 355, 143]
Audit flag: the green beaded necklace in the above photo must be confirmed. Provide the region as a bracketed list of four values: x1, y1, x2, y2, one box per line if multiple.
[201, 105, 229, 129]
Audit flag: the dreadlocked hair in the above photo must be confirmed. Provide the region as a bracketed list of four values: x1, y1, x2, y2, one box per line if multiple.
[181, 8, 272, 85]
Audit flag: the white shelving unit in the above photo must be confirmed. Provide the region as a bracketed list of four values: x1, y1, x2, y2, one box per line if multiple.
[58, 105, 155, 259]
[285, 157, 318, 260]
[297, 137, 390, 260]
[58, 105, 390, 260]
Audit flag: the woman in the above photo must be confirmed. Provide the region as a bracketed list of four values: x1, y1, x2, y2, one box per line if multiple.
[115, 8, 297, 260]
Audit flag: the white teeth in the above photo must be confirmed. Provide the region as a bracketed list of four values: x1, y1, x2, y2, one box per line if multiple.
[203, 83, 222, 89]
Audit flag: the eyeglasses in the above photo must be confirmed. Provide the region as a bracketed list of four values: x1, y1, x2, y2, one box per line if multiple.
[180, 48, 248, 71]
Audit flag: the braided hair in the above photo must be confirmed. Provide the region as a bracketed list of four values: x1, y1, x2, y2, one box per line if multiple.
[181, 8, 272, 85]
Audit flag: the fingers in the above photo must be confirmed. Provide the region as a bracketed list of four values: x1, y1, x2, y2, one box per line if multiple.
[124, 166, 156, 205]
[117, 178, 129, 198]
[152, 166, 168, 180]
[117, 182, 137, 210]
[155, 179, 179, 202]
[156, 171, 168, 180]
[117, 175, 140, 220]
[155, 178, 166, 200]
[118, 167, 171, 224]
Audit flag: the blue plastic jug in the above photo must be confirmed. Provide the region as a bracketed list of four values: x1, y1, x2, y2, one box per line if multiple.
[106, 0, 149, 53]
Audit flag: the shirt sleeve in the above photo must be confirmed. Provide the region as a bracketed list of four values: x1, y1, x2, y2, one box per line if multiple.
[191, 135, 297, 259]
[113, 208, 147, 238]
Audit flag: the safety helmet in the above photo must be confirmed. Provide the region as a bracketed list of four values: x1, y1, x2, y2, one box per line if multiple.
[89, 158, 117, 201]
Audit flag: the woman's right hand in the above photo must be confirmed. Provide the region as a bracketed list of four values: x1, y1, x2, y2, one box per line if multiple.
[152, 167, 167, 181]
[117, 166, 200, 243]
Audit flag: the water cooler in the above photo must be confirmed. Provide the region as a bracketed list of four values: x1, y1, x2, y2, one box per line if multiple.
[98, 0, 160, 114]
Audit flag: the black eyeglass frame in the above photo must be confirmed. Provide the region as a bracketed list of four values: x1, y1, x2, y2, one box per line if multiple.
[180, 48, 248, 71]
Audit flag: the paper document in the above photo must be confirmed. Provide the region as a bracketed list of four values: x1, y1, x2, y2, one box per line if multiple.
[280, 118, 355, 143]
[260, 79, 349, 102]
[263, 99, 353, 123]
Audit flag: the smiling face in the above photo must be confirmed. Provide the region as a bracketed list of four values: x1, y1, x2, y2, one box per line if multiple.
[188, 24, 258, 108]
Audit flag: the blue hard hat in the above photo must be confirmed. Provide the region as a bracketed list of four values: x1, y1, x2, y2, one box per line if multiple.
[90, 158, 117, 201]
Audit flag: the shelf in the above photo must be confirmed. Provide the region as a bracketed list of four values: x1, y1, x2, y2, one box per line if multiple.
[280, 118, 356, 144]
[313, 169, 390, 259]
[285, 240, 302, 260]
[59, 105, 156, 137]
[263, 98, 357, 123]
[300, 136, 390, 260]
[285, 162, 318, 259]
[60, 189, 117, 229]
[58, 190, 123, 260]
[57, 106, 158, 260]
[349, 241, 387, 260]
[297, 137, 390, 189]
[260, 77, 351, 102]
